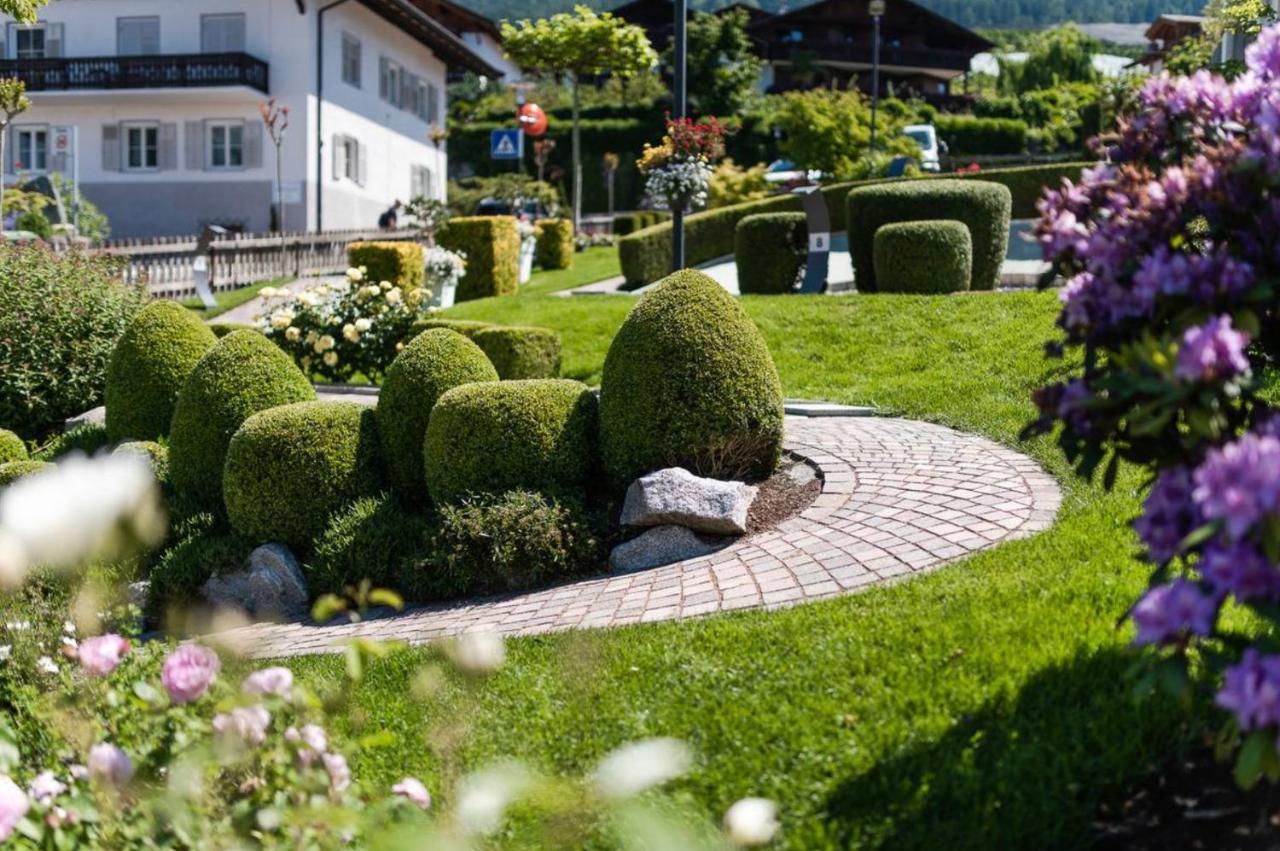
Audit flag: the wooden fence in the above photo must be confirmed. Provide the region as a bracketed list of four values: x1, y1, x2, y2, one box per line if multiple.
[102, 228, 419, 300]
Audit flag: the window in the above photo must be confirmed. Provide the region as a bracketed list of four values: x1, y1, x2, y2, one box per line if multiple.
[333, 135, 363, 184]
[379, 58, 402, 107]
[207, 121, 244, 169]
[341, 34, 361, 87]
[15, 127, 47, 172]
[201, 13, 246, 53]
[410, 165, 432, 199]
[14, 26, 45, 59]
[124, 123, 158, 170]
[407, 75, 426, 119]
[117, 16, 160, 56]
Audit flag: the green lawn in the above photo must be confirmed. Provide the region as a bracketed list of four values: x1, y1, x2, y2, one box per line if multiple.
[520, 245, 621, 296]
[181, 277, 291, 319]
[284, 288, 1198, 849]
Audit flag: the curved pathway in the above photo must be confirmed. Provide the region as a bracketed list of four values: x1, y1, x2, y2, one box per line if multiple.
[210, 417, 1061, 659]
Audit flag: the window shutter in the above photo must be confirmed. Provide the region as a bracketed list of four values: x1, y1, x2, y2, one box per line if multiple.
[357, 142, 367, 187]
[428, 84, 439, 124]
[45, 23, 63, 58]
[158, 123, 178, 171]
[184, 121, 203, 170]
[101, 124, 120, 172]
[378, 58, 388, 100]
[332, 134, 345, 181]
[243, 120, 262, 169]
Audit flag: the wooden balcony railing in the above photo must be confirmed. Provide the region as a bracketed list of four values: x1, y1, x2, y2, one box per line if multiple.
[0, 52, 269, 94]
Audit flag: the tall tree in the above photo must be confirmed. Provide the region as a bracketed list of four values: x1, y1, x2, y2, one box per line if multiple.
[664, 8, 763, 117]
[501, 6, 656, 232]
[999, 25, 1100, 95]
[1, 0, 46, 23]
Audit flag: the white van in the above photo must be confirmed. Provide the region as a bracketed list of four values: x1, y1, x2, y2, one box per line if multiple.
[902, 124, 946, 172]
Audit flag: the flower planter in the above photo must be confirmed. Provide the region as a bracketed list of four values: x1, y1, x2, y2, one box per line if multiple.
[519, 240, 536, 285]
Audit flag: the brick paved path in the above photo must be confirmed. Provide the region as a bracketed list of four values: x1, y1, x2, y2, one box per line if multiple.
[210, 417, 1061, 659]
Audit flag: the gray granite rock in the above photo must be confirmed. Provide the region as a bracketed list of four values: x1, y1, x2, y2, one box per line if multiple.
[620, 467, 757, 535]
[201, 543, 307, 621]
[609, 525, 731, 573]
[127, 581, 150, 610]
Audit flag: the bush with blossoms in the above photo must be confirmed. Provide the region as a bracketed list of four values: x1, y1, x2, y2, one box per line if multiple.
[258, 265, 431, 383]
[1029, 24, 1280, 787]
[638, 116, 726, 213]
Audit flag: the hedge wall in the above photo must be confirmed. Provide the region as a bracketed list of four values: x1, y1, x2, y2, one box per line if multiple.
[872, 220, 973, 294]
[934, 116, 1029, 156]
[534, 219, 574, 270]
[735, 213, 807, 295]
[348, 242, 425, 293]
[438, 216, 520, 302]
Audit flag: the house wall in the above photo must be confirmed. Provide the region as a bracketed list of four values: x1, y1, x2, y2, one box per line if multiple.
[457, 31, 519, 81]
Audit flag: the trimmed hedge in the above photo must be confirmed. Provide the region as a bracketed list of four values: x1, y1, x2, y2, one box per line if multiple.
[873, 220, 973, 294]
[306, 494, 438, 600]
[617, 163, 1090, 287]
[0, 429, 26, 464]
[105, 300, 218, 442]
[376, 329, 499, 502]
[934, 115, 1029, 155]
[169, 330, 316, 508]
[408, 318, 493, 339]
[472, 326, 561, 380]
[224, 401, 383, 549]
[614, 211, 669, 236]
[32, 424, 110, 462]
[735, 213, 807, 295]
[424, 379, 598, 504]
[347, 241, 426, 293]
[600, 269, 784, 486]
[534, 219, 574, 270]
[438, 216, 520, 302]
[0, 459, 49, 486]
[847, 179, 1011, 292]
[113, 440, 170, 485]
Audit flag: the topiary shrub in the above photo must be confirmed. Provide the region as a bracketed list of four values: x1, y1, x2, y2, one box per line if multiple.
[347, 241, 426, 293]
[407, 318, 493, 340]
[208, 322, 259, 338]
[847, 179, 1011, 292]
[424, 379, 598, 504]
[113, 440, 169, 485]
[434, 490, 603, 595]
[872, 220, 973, 294]
[0, 459, 50, 486]
[223, 401, 383, 550]
[169, 330, 316, 508]
[0, 429, 26, 464]
[306, 494, 438, 600]
[534, 219, 574, 270]
[437, 216, 520, 302]
[32, 424, 110, 462]
[600, 269, 784, 486]
[472, 326, 561, 380]
[376, 329, 499, 502]
[735, 213, 807, 295]
[105, 301, 219, 442]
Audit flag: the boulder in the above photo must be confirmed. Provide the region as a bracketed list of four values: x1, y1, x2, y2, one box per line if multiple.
[620, 467, 758, 535]
[127, 581, 150, 610]
[201, 543, 308, 621]
[609, 525, 731, 573]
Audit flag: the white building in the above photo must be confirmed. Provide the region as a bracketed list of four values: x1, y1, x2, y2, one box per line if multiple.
[0, 0, 502, 238]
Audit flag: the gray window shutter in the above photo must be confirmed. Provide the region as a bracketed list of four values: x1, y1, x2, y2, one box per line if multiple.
[45, 23, 63, 58]
[184, 120, 203, 170]
[378, 58, 388, 100]
[158, 123, 178, 171]
[357, 142, 367, 186]
[428, 84, 439, 124]
[101, 124, 120, 172]
[243, 120, 262, 169]
[332, 134, 345, 180]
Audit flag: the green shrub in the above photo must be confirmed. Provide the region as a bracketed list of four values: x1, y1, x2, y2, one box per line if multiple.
[600, 269, 785, 486]
[434, 490, 603, 596]
[0, 460, 50, 486]
[376, 329, 499, 501]
[438, 216, 520, 302]
[0, 429, 26, 464]
[614, 211, 669, 236]
[347, 241, 426, 293]
[16, 210, 52, 241]
[32, 424, 110, 462]
[408, 318, 493, 339]
[472, 326, 561, 380]
[113, 440, 169, 485]
[873, 220, 973, 294]
[169, 330, 316, 508]
[735, 213, 807, 295]
[847, 179, 1011, 292]
[934, 115, 1029, 155]
[208, 322, 259, 338]
[0, 245, 143, 438]
[105, 301, 218, 442]
[306, 494, 439, 600]
[223, 401, 383, 550]
[425, 379, 598, 504]
[534, 219, 574, 270]
[146, 527, 250, 627]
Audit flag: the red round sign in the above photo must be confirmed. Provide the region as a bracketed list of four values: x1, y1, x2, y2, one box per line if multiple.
[517, 103, 548, 138]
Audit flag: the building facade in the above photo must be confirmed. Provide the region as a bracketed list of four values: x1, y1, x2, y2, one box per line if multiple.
[0, 0, 500, 238]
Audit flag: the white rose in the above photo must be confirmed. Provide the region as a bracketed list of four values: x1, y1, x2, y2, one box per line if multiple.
[269, 311, 293, 330]
[323, 351, 339, 367]
[354, 318, 372, 333]
[346, 267, 363, 282]
[342, 324, 360, 343]
[385, 288, 403, 305]
[315, 335, 335, 353]
[380, 281, 393, 291]
[285, 327, 301, 342]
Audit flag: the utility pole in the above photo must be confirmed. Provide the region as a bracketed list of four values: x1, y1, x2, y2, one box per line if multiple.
[869, 0, 884, 155]
[672, 0, 687, 272]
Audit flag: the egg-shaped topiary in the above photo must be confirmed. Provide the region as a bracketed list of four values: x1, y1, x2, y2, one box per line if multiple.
[224, 401, 383, 549]
[0, 429, 26, 464]
[408, 318, 493, 340]
[376, 329, 499, 502]
[169, 330, 316, 507]
[0, 460, 50, 487]
[599, 269, 784, 487]
[424, 379, 597, 504]
[105, 300, 218, 442]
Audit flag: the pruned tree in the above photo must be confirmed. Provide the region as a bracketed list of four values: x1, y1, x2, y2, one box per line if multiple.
[0, 79, 31, 200]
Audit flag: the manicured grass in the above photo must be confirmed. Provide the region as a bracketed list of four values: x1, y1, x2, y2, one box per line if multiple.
[519, 245, 621, 296]
[284, 288, 1197, 849]
[181, 276, 291, 319]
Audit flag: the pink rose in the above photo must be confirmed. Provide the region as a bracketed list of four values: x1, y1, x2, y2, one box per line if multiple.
[241, 666, 293, 697]
[392, 776, 431, 809]
[285, 724, 328, 766]
[161, 643, 220, 704]
[27, 771, 66, 805]
[77, 634, 130, 676]
[0, 776, 28, 840]
[323, 752, 351, 793]
[87, 744, 134, 787]
[212, 705, 271, 748]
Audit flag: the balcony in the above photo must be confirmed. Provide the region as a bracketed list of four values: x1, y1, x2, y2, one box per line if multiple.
[762, 41, 976, 74]
[0, 52, 269, 95]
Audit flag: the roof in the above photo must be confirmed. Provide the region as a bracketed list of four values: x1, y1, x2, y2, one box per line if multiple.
[354, 0, 503, 77]
[749, 0, 993, 53]
[1144, 13, 1206, 43]
[407, 0, 502, 40]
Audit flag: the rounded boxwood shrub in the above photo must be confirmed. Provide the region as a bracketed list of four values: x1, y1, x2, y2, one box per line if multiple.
[424, 379, 598, 504]
[209, 322, 260, 338]
[113, 440, 170, 485]
[307, 494, 437, 600]
[846, 179, 1011, 292]
[105, 300, 218, 442]
[223, 401, 383, 549]
[534, 218, 574, 270]
[0, 459, 49, 486]
[169, 330, 316, 507]
[599, 269, 784, 486]
[408, 318, 493, 339]
[735, 212, 807, 295]
[472, 326, 562, 380]
[0, 429, 26, 464]
[872, 220, 973, 294]
[376, 329, 499, 501]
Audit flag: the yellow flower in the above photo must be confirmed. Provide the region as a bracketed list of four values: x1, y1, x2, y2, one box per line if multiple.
[285, 326, 301, 342]
[385, 288, 403, 305]
[342, 323, 360, 343]
[269, 311, 294, 330]
[323, 351, 339, 367]
[305, 330, 319, 346]
[396, 342, 405, 352]
[314, 335, 336, 353]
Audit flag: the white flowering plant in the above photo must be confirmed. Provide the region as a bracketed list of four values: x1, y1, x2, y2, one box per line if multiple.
[423, 245, 466, 293]
[643, 158, 714, 212]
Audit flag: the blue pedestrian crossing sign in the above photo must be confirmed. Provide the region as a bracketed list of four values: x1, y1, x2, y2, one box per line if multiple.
[490, 128, 523, 160]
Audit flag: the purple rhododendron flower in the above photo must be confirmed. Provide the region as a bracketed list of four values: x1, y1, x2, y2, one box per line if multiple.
[1199, 539, 1280, 602]
[1131, 578, 1218, 646]
[1175, 315, 1251, 382]
[1134, 467, 1202, 564]
[161, 643, 220, 704]
[1193, 432, 1280, 539]
[1217, 649, 1280, 730]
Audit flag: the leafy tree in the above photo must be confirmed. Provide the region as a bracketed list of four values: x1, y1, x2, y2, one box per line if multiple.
[501, 6, 656, 232]
[765, 88, 916, 181]
[0, 79, 30, 198]
[1167, 0, 1277, 78]
[663, 8, 762, 116]
[0, 0, 46, 23]
[999, 25, 1100, 95]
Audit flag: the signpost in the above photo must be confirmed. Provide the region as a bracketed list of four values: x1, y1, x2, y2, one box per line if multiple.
[793, 186, 830, 294]
[490, 128, 523, 161]
[51, 125, 78, 232]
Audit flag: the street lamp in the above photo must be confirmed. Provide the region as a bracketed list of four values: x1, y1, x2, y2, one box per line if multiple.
[672, 0, 688, 272]
[869, 0, 885, 155]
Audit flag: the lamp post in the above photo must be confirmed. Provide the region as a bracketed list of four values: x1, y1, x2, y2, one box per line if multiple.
[869, 0, 885, 155]
[672, 0, 688, 272]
